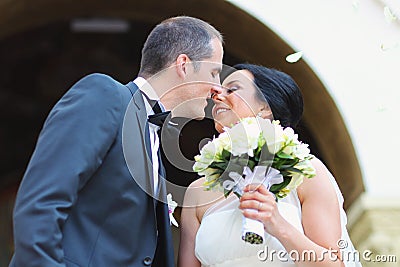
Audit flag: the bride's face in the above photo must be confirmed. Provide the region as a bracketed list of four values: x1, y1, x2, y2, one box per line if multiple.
[212, 69, 266, 133]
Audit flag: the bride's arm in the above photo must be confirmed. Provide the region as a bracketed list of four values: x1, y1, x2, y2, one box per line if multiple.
[178, 182, 202, 267]
[239, 158, 345, 267]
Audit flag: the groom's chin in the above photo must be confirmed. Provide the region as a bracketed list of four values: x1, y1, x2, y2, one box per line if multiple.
[189, 110, 206, 121]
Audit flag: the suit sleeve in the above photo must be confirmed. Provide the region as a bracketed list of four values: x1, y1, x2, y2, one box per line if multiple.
[11, 73, 123, 267]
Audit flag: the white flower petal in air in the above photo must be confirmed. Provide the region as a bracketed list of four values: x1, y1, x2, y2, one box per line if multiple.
[285, 51, 303, 63]
[352, 1, 359, 11]
[384, 6, 397, 23]
[380, 41, 399, 51]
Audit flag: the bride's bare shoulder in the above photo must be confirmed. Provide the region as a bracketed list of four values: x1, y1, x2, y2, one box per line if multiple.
[183, 178, 226, 220]
[185, 178, 220, 202]
[183, 178, 206, 206]
[188, 177, 206, 189]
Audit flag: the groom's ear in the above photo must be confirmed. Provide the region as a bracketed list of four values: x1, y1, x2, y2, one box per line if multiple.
[175, 54, 190, 79]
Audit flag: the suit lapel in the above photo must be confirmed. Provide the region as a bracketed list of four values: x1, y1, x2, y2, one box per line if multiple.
[155, 149, 166, 200]
[127, 81, 174, 267]
[124, 82, 155, 196]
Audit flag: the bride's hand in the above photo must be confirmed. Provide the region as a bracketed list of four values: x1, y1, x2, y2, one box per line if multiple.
[239, 184, 288, 237]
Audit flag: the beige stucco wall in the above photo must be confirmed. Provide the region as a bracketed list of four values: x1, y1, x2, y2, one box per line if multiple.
[227, 0, 400, 197]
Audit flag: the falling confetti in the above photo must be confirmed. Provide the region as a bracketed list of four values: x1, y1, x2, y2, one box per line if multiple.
[352, 1, 359, 11]
[377, 105, 387, 112]
[384, 6, 397, 23]
[380, 41, 399, 51]
[285, 51, 303, 63]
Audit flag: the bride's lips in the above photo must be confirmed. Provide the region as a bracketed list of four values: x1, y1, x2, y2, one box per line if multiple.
[212, 105, 231, 117]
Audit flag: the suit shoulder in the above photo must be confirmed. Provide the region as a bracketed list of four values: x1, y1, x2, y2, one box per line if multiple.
[76, 73, 122, 90]
[80, 73, 116, 83]
[69, 73, 127, 100]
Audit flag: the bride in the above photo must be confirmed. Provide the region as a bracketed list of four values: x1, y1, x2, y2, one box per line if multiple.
[178, 64, 361, 267]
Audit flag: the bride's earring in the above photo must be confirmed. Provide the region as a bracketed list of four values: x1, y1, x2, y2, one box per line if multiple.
[256, 112, 263, 117]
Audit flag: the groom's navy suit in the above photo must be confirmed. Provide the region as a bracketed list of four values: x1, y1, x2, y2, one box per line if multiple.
[9, 74, 174, 267]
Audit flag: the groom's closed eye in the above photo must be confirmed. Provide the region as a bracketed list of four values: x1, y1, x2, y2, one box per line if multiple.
[211, 67, 222, 79]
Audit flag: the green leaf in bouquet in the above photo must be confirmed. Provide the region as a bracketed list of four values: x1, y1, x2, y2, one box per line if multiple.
[223, 188, 232, 198]
[272, 158, 289, 169]
[209, 161, 229, 171]
[258, 159, 273, 167]
[203, 174, 221, 188]
[269, 177, 291, 193]
[236, 157, 251, 166]
[255, 143, 274, 162]
[279, 161, 299, 169]
[247, 160, 256, 171]
[221, 149, 231, 160]
[277, 151, 294, 159]
[285, 167, 303, 174]
[254, 144, 265, 160]
[275, 157, 299, 170]
[211, 170, 224, 177]
[278, 170, 291, 177]
[233, 191, 242, 198]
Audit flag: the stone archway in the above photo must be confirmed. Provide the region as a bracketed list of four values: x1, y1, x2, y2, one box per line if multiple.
[0, 0, 363, 206]
[0, 0, 364, 264]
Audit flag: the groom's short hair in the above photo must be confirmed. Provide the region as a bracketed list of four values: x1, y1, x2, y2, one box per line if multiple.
[139, 16, 223, 78]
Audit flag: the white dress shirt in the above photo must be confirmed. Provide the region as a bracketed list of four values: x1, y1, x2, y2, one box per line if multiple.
[133, 77, 163, 195]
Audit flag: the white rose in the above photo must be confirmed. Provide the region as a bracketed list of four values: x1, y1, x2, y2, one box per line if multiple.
[283, 127, 296, 142]
[193, 140, 219, 171]
[286, 172, 304, 190]
[215, 131, 232, 154]
[282, 143, 296, 156]
[245, 122, 262, 151]
[226, 120, 259, 157]
[259, 119, 285, 154]
[193, 161, 210, 172]
[296, 160, 316, 177]
[293, 143, 310, 160]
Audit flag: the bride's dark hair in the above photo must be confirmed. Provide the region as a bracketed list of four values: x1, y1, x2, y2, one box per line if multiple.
[233, 64, 304, 129]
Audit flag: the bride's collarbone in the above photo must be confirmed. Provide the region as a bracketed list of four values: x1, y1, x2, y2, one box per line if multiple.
[196, 191, 232, 222]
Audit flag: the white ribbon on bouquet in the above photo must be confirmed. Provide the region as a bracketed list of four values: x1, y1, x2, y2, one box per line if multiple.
[222, 166, 283, 244]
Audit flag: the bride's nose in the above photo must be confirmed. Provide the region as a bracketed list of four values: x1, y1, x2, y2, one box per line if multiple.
[210, 84, 223, 100]
[210, 84, 225, 102]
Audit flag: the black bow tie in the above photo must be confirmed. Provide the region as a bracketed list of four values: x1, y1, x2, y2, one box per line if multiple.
[141, 91, 170, 127]
[148, 111, 171, 127]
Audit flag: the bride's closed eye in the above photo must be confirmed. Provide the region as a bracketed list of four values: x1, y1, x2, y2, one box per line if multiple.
[225, 85, 240, 94]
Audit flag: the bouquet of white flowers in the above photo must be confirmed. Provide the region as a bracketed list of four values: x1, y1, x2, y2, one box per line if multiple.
[193, 117, 316, 244]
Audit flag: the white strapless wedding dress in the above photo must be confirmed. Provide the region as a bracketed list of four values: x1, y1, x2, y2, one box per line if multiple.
[195, 171, 362, 267]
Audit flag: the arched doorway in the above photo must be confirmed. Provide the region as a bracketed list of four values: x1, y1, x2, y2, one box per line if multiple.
[0, 0, 364, 264]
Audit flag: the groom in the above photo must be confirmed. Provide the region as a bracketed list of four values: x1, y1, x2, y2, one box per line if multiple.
[10, 16, 223, 267]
